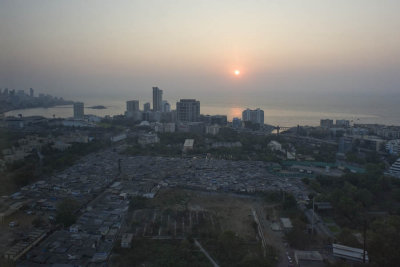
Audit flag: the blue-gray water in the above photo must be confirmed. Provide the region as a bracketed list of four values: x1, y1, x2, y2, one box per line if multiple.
[5, 95, 400, 127]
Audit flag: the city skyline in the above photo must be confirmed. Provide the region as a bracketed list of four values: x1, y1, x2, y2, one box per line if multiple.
[1, 0, 400, 105]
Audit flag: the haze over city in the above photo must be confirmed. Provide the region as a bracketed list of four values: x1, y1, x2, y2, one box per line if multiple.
[1, 0, 400, 110]
[1, 1, 400, 267]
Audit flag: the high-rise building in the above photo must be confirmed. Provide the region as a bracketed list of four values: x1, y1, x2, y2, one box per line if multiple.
[176, 99, 200, 122]
[232, 117, 242, 128]
[152, 87, 163, 111]
[320, 119, 334, 128]
[144, 102, 151, 112]
[242, 108, 264, 125]
[126, 100, 139, 112]
[73, 102, 84, 119]
[29, 88, 34, 97]
[336, 119, 350, 128]
[126, 100, 141, 119]
[162, 100, 171, 112]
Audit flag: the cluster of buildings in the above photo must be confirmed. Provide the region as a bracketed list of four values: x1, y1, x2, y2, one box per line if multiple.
[317, 119, 400, 178]
[1, 149, 120, 264]
[2, 145, 310, 264]
[20, 185, 129, 265]
[0, 133, 91, 169]
[120, 156, 308, 197]
[0, 88, 73, 113]
[124, 87, 201, 123]
[121, 86, 266, 134]
[320, 119, 351, 129]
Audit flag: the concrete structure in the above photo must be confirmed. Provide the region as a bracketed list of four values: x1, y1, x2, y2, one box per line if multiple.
[153, 122, 163, 132]
[294, 250, 324, 267]
[138, 133, 159, 145]
[200, 115, 227, 125]
[29, 88, 34, 97]
[163, 123, 176, 133]
[110, 133, 127, 142]
[211, 141, 242, 148]
[377, 126, 400, 139]
[143, 102, 151, 112]
[183, 139, 194, 152]
[126, 100, 141, 119]
[336, 119, 350, 127]
[268, 141, 282, 152]
[338, 137, 353, 154]
[280, 217, 293, 231]
[152, 87, 163, 112]
[242, 108, 264, 125]
[232, 117, 242, 128]
[206, 125, 220, 135]
[73, 102, 84, 119]
[386, 158, 400, 178]
[162, 100, 170, 112]
[386, 139, 400, 155]
[346, 135, 385, 151]
[177, 122, 205, 133]
[62, 119, 93, 127]
[176, 99, 200, 122]
[332, 243, 369, 263]
[320, 119, 333, 128]
[126, 100, 139, 112]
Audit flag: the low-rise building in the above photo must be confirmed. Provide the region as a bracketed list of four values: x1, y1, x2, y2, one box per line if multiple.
[205, 124, 220, 135]
[386, 139, 400, 155]
[332, 243, 369, 263]
[138, 133, 159, 145]
[280, 217, 293, 231]
[111, 133, 127, 142]
[294, 250, 324, 267]
[386, 158, 400, 178]
[183, 139, 194, 152]
[163, 123, 176, 133]
[268, 141, 282, 152]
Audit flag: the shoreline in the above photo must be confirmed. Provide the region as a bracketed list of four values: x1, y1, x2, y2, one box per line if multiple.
[2, 104, 73, 115]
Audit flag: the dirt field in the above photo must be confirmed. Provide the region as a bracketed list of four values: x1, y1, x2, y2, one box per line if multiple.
[187, 191, 258, 240]
[145, 189, 266, 241]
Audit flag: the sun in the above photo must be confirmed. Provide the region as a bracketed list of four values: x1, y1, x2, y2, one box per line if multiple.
[234, 70, 240, 76]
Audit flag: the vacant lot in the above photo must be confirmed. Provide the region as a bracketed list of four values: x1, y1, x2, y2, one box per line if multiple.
[119, 189, 280, 267]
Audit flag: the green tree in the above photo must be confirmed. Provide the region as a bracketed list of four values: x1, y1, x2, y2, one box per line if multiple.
[368, 216, 400, 266]
[56, 198, 80, 227]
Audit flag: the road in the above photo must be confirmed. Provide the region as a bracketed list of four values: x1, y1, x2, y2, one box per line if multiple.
[253, 202, 291, 267]
[194, 239, 220, 267]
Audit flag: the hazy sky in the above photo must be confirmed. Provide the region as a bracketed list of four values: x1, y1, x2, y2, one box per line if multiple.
[1, 0, 400, 107]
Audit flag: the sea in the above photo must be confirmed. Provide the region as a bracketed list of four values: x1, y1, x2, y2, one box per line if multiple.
[4, 97, 400, 127]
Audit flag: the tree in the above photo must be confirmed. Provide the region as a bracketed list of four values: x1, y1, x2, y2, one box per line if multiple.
[283, 193, 297, 210]
[129, 196, 147, 211]
[32, 217, 46, 228]
[56, 198, 80, 227]
[368, 216, 400, 266]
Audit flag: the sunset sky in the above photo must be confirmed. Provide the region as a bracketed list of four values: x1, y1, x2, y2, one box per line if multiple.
[1, 0, 400, 107]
